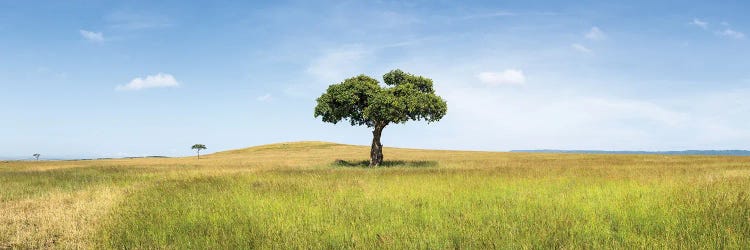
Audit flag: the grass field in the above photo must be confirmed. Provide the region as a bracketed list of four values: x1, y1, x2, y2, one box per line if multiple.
[1, 141, 749, 249]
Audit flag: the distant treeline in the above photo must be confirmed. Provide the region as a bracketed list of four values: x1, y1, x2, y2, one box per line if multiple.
[511, 150, 750, 156]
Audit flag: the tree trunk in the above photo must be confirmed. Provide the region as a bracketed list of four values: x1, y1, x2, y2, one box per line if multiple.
[370, 123, 386, 167]
[197, 151, 201, 159]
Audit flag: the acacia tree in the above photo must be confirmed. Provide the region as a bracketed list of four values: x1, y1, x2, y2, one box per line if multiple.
[314, 69, 447, 167]
[33, 153, 40, 161]
[191, 144, 207, 159]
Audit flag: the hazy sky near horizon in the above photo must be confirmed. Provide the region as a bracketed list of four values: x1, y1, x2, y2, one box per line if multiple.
[2, 1, 749, 158]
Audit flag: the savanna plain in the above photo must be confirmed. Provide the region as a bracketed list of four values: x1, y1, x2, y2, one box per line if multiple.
[1, 141, 749, 249]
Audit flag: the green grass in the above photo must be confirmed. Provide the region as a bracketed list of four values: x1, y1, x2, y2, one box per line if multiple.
[1, 141, 749, 248]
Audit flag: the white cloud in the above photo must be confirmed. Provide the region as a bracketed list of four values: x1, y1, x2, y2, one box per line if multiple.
[306, 45, 370, 83]
[116, 73, 180, 91]
[79, 30, 104, 42]
[585, 27, 606, 40]
[571, 43, 592, 53]
[717, 29, 745, 39]
[690, 18, 708, 29]
[257, 93, 273, 102]
[477, 69, 526, 86]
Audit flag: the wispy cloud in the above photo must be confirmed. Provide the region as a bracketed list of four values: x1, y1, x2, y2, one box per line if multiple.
[459, 10, 559, 20]
[717, 28, 745, 39]
[377, 11, 422, 27]
[690, 18, 745, 39]
[461, 11, 516, 20]
[306, 45, 371, 83]
[690, 18, 708, 29]
[477, 70, 526, 86]
[35, 66, 68, 79]
[571, 43, 592, 53]
[442, 88, 680, 150]
[379, 37, 432, 49]
[79, 29, 104, 42]
[106, 11, 172, 30]
[116, 73, 180, 91]
[585, 27, 606, 40]
[256, 93, 273, 102]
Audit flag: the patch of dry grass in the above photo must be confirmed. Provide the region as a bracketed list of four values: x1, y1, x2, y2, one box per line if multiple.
[0, 188, 121, 249]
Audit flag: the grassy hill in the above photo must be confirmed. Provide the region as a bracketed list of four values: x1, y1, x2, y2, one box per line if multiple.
[1, 141, 749, 248]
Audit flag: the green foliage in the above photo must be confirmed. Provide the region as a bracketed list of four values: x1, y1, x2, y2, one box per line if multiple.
[314, 69, 447, 128]
[314, 75, 381, 127]
[191, 144, 207, 151]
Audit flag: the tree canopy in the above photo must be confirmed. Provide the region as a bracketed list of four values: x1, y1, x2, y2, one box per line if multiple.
[314, 69, 447, 128]
[191, 144, 207, 159]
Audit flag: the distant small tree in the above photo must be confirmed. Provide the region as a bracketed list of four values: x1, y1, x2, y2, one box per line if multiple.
[191, 144, 207, 159]
[33, 153, 40, 161]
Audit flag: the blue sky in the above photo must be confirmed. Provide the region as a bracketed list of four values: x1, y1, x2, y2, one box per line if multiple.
[1, 1, 749, 159]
